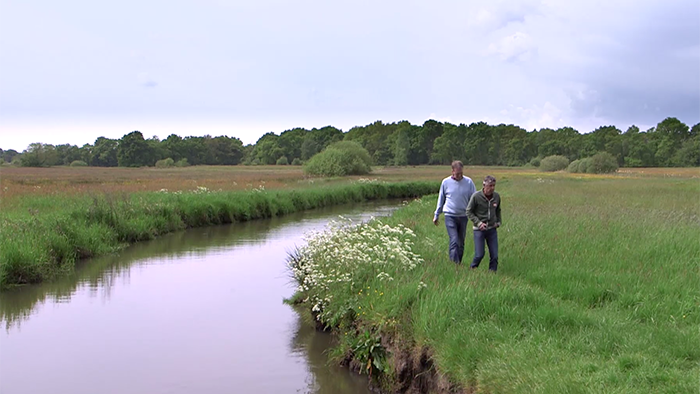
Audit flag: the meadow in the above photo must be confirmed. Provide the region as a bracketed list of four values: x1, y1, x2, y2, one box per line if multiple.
[2, 165, 697, 205]
[1, 164, 698, 392]
[289, 168, 700, 393]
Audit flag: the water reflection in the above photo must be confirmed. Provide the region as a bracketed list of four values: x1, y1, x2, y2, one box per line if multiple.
[0, 200, 402, 394]
[1, 218, 280, 330]
[289, 306, 371, 394]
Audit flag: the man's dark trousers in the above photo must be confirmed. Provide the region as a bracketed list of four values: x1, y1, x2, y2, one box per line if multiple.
[470, 228, 498, 271]
[445, 215, 469, 264]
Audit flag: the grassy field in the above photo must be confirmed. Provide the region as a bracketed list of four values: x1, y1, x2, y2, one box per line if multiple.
[289, 168, 700, 393]
[3, 165, 696, 206]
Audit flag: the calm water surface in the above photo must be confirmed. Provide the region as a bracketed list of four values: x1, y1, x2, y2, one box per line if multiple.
[0, 200, 405, 394]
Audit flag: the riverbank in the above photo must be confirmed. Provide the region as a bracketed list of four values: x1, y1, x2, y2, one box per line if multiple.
[0, 180, 439, 288]
[289, 175, 699, 393]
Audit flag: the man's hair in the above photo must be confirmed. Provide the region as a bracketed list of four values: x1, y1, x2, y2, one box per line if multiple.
[483, 175, 496, 185]
[451, 160, 463, 170]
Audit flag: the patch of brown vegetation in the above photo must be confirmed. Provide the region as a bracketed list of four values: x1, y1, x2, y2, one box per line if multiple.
[0, 166, 307, 205]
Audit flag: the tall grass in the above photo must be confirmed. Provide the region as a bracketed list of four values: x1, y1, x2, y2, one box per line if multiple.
[290, 176, 700, 393]
[0, 180, 439, 288]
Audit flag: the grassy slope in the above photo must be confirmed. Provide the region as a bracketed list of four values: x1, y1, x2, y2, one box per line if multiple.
[302, 175, 699, 393]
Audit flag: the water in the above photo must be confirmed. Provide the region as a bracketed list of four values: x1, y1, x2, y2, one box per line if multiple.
[0, 200, 406, 394]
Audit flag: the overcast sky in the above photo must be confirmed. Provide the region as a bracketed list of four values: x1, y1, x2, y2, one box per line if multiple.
[1, 0, 698, 151]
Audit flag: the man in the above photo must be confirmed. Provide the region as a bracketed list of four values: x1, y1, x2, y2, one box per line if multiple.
[433, 161, 476, 264]
[466, 175, 501, 272]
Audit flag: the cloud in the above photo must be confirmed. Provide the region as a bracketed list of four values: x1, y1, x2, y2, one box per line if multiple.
[137, 72, 158, 88]
[495, 102, 567, 131]
[466, 0, 542, 30]
[488, 32, 536, 62]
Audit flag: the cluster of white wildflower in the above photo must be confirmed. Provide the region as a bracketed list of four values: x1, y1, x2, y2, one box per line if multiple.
[356, 178, 379, 184]
[157, 186, 213, 195]
[288, 216, 423, 321]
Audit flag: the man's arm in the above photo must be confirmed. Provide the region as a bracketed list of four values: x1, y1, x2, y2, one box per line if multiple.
[433, 181, 446, 224]
[496, 194, 502, 227]
[466, 193, 480, 226]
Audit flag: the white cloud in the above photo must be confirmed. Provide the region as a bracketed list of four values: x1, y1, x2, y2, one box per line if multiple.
[488, 32, 536, 62]
[137, 72, 158, 88]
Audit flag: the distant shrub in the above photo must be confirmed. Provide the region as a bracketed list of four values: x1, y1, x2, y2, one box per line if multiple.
[291, 158, 302, 166]
[578, 158, 591, 173]
[567, 158, 591, 173]
[567, 160, 580, 173]
[251, 158, 261, 166]
[70, 160, 88, 167]
[304, 141, 373, 177]
[175, 158, 190, 167]
[539, 155, 570, 172]
[276, 156, 289, 165]
[529, 156, 542, 167]
[156, 158, 175, 168]
[588, 152, 619, 173]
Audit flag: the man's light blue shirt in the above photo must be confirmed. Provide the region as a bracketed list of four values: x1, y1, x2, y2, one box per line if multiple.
[434, 176, 476, 219]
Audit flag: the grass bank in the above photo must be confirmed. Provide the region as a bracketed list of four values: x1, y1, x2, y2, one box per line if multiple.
[0, 180, 439, 288]
[289, 175, 699, 393]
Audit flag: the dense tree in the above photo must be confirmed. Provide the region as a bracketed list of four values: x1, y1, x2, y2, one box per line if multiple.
[463, 122, 494, 165]
[584, 125, 622, 164]
[392, 124, 411, 166]
[410, 120, 443, 165]
[277, 128, 306, 163]
[205, 136, 244, 165]
[344, 121, 400, 165]
[3, 117, 697, 169]
[90, 137, 119, 167]
[431, 123, 466, 164]
[162, 134, 185, 162]
[54, 144, 85, 165]
[20, 143, 58, 167]
[117, 131, 155, 167]
[301, 126, 344, 160]
[1, 149, 20, 163]
[253, 133, 284, 165]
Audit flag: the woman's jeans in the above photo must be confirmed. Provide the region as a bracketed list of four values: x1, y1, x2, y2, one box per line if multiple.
[470, 228, 498, 271]
[444, 215, 469, 264]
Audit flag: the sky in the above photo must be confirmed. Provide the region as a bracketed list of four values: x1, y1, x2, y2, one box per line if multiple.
[1, 0, 698, 151]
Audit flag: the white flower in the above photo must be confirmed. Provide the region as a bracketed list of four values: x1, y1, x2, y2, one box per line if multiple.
[377, 272, 394, 281]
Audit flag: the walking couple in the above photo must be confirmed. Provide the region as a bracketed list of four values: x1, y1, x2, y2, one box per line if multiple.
[433, 161, 501, 271]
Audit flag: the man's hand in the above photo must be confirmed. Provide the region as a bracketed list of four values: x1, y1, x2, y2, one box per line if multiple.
[433, 217, 439, 226]
[495, 222, 501, 228]
[478, 222, 488, 231]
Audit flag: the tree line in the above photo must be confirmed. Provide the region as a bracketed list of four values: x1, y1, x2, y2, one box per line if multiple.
[2, 117, 698, 168]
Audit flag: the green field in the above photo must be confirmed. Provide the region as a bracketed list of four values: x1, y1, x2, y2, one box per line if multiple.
[290, 174, 700, 393]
